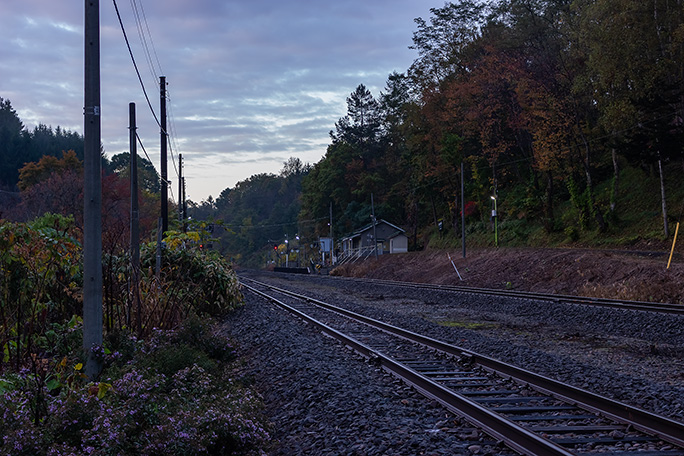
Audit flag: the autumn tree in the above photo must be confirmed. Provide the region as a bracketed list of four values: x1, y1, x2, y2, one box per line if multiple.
[18, 150, 83, 191]
[574, 0, 684, 235]
[19, 169, 84, 222]
[409, 1, 489, 92]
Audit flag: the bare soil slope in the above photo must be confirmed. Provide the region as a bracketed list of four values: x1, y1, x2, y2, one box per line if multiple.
[331, 247, 684, 304]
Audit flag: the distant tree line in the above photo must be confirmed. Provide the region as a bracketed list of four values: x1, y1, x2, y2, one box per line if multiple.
[0, 97, 84, 190]
[188, 157, 310, 266]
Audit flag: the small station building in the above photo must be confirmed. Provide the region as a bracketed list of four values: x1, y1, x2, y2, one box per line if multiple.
[340, 219, 408, 261]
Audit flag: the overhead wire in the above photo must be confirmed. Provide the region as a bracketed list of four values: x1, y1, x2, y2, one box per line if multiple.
[166, 89, 182, 178]
[112, 0, 161, 128]
[115, 0, 682, 232]
[138, 0, 164, 75]
[130, 0, 181, 183]
[130, 0, 157, 82]
[135, 132, 154, 165]
[130, 0, 163, 79]
[128, 0, 180, 184]
[114, 0, 181, 202]
[136, 132, 176, 205]
[220, 217, 330, 230]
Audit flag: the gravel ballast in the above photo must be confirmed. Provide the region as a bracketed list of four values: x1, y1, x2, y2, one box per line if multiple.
[225, 272, 684, 455]
[224, 292, 508, 456]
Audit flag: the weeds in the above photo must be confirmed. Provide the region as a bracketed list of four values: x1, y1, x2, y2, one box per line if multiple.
[0, 217, 268, 455]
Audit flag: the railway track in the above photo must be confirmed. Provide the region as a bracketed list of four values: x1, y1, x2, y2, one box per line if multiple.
[240, 276, 684, 456]
[323, 276, 684, 315]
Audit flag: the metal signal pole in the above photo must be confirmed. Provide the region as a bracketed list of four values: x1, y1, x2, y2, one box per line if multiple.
[160, 76, 168, 234]
[83, 0, 103, 379]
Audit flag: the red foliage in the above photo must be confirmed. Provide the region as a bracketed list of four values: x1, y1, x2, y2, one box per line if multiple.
[460, 201, 477, 217]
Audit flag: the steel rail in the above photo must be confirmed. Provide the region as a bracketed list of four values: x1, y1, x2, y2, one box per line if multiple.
[328, 276, 684, 315]
[241, 277, 684, 449]
[243, 282, 575, 456]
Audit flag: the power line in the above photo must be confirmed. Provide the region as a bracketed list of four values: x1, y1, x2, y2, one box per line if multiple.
[129, 0, 163, 80]
[113, 0, 181, 196]
[112, 0, 161, 128]
[166, 89, 182, 179]
[219, 216, 330, 230]
[130, 0, 156, 82]
[128, 0, 181, 184]
[137, 0, 164, 75]
[136, 132, 176, 206]
[135, 132, 154, 164]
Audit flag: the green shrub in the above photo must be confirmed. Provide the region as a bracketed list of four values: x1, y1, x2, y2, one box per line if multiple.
[564, 225, 580, 242]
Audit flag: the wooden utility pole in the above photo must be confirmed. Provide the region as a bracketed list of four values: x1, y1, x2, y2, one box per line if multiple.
[83, 0, 103, 379]
[160, 76, 168, 234]
[129, 102, 141, 334]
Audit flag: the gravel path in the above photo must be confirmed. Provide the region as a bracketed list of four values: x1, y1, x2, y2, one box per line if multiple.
[224, 272, 684, 455]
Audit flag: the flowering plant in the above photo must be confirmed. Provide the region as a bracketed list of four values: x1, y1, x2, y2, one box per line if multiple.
[0, 316, 270, 455]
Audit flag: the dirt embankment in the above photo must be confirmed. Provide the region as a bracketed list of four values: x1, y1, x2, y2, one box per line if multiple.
[331, 247, 684, 304]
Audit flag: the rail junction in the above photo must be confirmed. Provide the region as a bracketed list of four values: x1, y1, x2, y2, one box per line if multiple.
[239, 274, 684, 456]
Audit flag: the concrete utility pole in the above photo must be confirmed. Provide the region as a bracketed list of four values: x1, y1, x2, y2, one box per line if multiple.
[182, 177, 187, 233]
[371, 193, 378, 259]
[178, 153, 182, 224]
[129, 102, 141, 334]
[461, 161, 466, 258]
[83, 0, 103, 379]
[160, 76, 168, 234]
[329, 201, 333, 265]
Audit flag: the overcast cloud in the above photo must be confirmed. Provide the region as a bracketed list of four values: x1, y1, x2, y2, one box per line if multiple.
[0, 0, 437, 201]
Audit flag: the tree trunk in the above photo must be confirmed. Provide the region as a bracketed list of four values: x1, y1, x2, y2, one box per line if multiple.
[658, 154, 669, 237]
[610, 148, 619, 212]
[577, 126, 606, 231]
[545, 171, 554, 233]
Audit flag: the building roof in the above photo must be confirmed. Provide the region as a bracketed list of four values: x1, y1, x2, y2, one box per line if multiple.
[341, 219, 406, 241]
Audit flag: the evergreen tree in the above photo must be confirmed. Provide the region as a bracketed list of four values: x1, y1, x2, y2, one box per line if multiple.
[0, 98, 28, 189]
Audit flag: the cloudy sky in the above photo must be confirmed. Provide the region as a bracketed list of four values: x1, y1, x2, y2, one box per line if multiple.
[0, 0, 438, 202]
